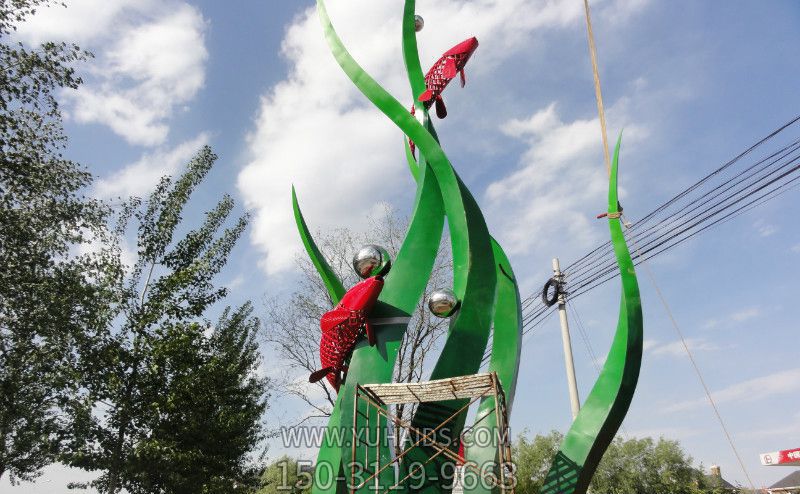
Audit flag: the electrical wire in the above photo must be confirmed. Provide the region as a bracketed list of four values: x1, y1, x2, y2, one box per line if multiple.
[482, 115, 800, 370]
[564, 115, 800, 279]
[634, 246, 757, 491]
[564, 131, 800, 298]
[566, 135, 800, 285]
[569, 158, 800, 299]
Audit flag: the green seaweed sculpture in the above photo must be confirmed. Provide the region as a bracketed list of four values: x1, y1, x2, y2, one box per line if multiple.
[539, 136, 643, 494]
[290, 2, 643, 494]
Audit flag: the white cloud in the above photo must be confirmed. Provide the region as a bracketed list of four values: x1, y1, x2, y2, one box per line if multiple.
[14, 0, 139, 45]
[16, 0, 207, 146]
[730, 307, 760, 322]
[665, 367, 800, 413]
[224, 275, 245, 292]
[753, 219, 778, 237]
[94, 133, 209, 199]
[239, 0, 648, 275]
[703, 306, 760, 329]
[791, 243, 800, 253]
[642, 339, 660, 352]
[741, 411, 800, 438]
[648, 337, 718, 357]
[485, 101, 646, 255]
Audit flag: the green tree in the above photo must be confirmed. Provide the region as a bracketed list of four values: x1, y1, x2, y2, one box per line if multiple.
[257, 456, 313, 494]
[512, 431, 562, 494]
[62, 148, 269, 494]
[590, 436, 709, 494]
[122, 305, 268, 494]
[0, 0, 109, 484]
[513, 432, 715, 494]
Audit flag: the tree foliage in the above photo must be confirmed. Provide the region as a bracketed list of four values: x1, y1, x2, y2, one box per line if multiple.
[513, 431, 563, 494]
[513, 432, 723, 494]
[256, 456, 313, 494]
[0, 0, 107, 484]
[62, 148, 269, 494]
[0, 1, 270, 490]
[590, 435, 711, 494]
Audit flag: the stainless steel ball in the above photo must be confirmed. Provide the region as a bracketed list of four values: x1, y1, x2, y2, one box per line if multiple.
[352, 244, 392, 279]
[414, 15, 424, 32]
[428, 288, 459, 318]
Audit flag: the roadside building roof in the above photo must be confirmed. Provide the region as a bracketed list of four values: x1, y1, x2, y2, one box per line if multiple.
[707, 474, 737, 490]
[769, 470, 800, 491]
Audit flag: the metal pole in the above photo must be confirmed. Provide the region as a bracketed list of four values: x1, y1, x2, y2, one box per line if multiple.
[553, 258, 581, 420]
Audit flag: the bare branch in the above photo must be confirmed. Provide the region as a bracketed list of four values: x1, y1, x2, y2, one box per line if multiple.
[261, 206, 451, 447]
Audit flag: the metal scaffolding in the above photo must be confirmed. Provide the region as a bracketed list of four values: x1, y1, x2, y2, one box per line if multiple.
[351, 372, 514, 494]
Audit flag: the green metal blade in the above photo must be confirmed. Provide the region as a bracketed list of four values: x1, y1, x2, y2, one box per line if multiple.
[292, 186, 346, 304]
[462, 237, 523, 494]
[539, 134, 643, 494]
[311, 3, 511, 493]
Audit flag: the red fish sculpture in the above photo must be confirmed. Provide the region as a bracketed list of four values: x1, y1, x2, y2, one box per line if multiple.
[309, 276, 384, 391]
[418, 36, 479, 119]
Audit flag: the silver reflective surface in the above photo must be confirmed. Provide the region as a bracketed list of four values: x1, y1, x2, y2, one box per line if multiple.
[352, 244, 392, 279]
[414, 15, 424, 32]
[428, 288, 459, 318]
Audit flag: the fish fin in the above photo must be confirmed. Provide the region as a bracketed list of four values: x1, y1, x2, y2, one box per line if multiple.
[320, 308, 349, 332]
[333, 373, 341, 392]
[443, 57, 457, 79]
[435, 96, 447, 119]
[365, 321, 376, 346]
[309, 367, 335, 383]
[418, 88, 433, 102]
[460, 69, 466, 88]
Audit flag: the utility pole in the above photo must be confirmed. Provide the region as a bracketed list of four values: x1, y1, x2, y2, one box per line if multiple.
[553, 258, 581, 420]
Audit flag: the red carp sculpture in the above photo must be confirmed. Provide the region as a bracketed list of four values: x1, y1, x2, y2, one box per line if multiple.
[409, 36, 479, 155]
[309, 276, 384, 391]
[419, 36, 479, 119]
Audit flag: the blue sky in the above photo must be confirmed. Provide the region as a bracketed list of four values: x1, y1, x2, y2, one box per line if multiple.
[5, 0, 800, 491]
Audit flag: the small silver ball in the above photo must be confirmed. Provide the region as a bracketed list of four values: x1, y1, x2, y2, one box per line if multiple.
[353, 245, 392, 279]
[414, 15, 424, 32]
[428, 288, 459, 318]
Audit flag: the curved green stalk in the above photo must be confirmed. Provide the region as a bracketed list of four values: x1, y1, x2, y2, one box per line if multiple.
[292, 186, 346, 304]
[485, 238, 523, 410]
[316, 0, 495, 299]
[312, 139, 446, 494]
[399, 7, 524, 485]
[539, 134, 643, 494]
[462, 237, 523, 494]
[314, 2, 496, 492]
[345, 6, 452, 491]
[402, 0, 427, 101]
[398, 2, 504, 490]
[345, 158, 446, 493]
[311, 4, 451, 491]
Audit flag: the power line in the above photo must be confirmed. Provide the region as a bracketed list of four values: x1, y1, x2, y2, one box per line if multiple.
[562, 118, 800, 300]
[569, 157, 800, 299]
[566, 135, 800, 288]
[568, 301, 601, 375]
[482, 115, 800, 364]
[503, 117, 797, 489]
[564, 115, 800, 280]
[637, 253, 756, 492]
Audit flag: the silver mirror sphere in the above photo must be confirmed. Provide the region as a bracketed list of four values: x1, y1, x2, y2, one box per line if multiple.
[353, 245, 392, 279]
[428, 288, 459, 318]
[414, 15, 424, 32]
